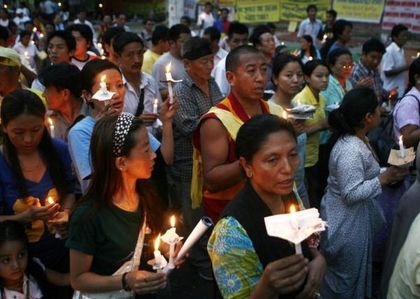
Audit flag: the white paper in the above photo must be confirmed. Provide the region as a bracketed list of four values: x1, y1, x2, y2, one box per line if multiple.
[286, 104, 316, 114]
[325, 104, 339, 112]
[175, 216, 213, 263]
[264, 208, 326, 245]
[92, 88, 115, 102]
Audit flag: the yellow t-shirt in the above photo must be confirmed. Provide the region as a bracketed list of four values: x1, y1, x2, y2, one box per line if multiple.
[293, 85, 326, 168]
[141, 49, 161, 75]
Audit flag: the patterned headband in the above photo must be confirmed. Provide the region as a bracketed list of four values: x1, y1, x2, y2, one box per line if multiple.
[113, 112, 135, 156]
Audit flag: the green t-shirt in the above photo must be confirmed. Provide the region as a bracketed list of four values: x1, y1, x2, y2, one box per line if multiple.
[66, 201, 147, 276]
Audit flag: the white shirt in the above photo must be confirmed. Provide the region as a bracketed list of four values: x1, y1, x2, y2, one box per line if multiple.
[13, 42, 38, 71]
[381, 42, 407, 98]
[197, 12, 215, 30]
[297, 18, 322, 49]
[212, 55, 230, 97]
[213, 47, 228, 70]
[152, 52, 186, 90]
[123, 72, 162, 115]
[3, 275, 43, 299]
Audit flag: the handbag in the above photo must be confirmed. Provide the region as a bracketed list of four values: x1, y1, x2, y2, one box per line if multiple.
[72, 215, 147, 299]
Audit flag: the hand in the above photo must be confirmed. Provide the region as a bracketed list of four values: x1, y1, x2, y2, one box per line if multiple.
[159, 96, 178, 124]
[126, 270, 167, 295]
[290, 119, 306, 135]
[139, 113, 158, 126]
[21, 203, 61, 223]
[388, 88, 398, 104]
[48, 210, 70, 238]
[296, 254, 326, 299]
[257, 254, 308, 298]
[356, 77, 373, 88]
[379, 166, 409, 185]
[173, 240, 186, 268]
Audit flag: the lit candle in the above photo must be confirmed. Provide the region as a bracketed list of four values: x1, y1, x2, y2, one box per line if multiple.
[417, 52, 420, 58]
[168, 215, 176, 267]
[165, 62, 174, 104]
[153, 234, 164, 270]
[100, 75, 111, 106]
[280, 41, 285, 46]
[153, 99, 158, 114]
[45, 196, 55, 206]
[308, 56, 313, 61]
[40, 33, 44, 38]
[58, 2, 62, 7]
[3, 4, 7, 9]
[24, 51, 29, 59]
[323, 34, 328, 42]
[97, 42, 104, 56]
[32, 27, 37, 33]
[399, 135, 406, 158]
[99, 3, 103, 8]
[48, 117, 55, 138]
[289, 205, 302, 254]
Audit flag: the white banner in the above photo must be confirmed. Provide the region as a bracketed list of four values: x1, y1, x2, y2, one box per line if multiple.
[382, 0, 420, 34]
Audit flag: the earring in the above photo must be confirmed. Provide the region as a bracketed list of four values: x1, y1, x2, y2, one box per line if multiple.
[247, 172, 253, 178]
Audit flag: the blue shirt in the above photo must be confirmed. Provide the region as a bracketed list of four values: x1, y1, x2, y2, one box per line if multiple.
[0, 139, 74, 215]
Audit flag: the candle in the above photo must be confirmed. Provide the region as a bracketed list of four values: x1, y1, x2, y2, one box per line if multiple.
[99, 3, 104, 8]
[323, 34, 328, 42]
[289, 205, 302, 254]
[153, 98, 158, 114]
[40, 33, 44, 38]
[168, 215, 176, 267]
[165, 62, 174, 104]
[399, 135, 406, 158]
[48, 117, 55, 138]
[153, 234, 164, 270]
[100, 75, 111, 106]
[417, 52, 420, 58]
[3, 4, 7, 9]
[32, 27, 37, 33]
[58, 2, 62, 7]
[45, 196, 55, 206]
[308, 56, 313, 61]
[280, 41, 285, 46]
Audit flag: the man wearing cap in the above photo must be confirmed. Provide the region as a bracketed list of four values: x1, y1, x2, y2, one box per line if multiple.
[0, 47, 38, 99]
[169, 36, 223, 281]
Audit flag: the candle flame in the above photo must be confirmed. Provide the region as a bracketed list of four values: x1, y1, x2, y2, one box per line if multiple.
[32, 27, 37, 33]
[97, 42, 102, 49]
[40, 33, 44, 38]
[100, 75, 107, 83]
[47, 117, 54, 127]
[46, 196, 54, 205]
[165, 61, 172, 73]
[289, 204, 296, 213]
[399, 135, 403, 145]
[154, 234, 161, 251]
[170, 215, 176, 227]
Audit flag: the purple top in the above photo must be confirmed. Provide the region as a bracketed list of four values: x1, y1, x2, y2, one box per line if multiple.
[393, 86, 420, 141]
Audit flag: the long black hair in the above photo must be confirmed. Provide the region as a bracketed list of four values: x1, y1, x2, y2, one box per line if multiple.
[299, 35, 317, 60]
[328, 87, 378, 146]
[1, 89, 67, 201]
[405, 57, 420, 95]
[81, 115, 162, 234]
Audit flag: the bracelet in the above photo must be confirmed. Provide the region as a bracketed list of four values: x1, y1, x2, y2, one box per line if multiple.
[121, 272, 131, 291]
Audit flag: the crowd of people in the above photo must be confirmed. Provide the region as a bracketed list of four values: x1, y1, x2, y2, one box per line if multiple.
[0, 1, 419, 298]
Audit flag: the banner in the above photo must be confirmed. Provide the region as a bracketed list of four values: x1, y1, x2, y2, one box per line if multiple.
[236, 0, 280, 23]
[382, 0, 420, 34]
[279, 0, 330, 21]
[333, 0, 385, 23]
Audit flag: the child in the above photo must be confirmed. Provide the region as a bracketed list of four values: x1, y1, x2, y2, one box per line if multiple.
[0, 221, 45, 298]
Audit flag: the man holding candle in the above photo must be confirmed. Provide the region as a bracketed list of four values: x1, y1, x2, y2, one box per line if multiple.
[152, 24, 191, 99]
[40, 63, 90, 141]
[169, 36, 223, 281]
[113, 32, 162, 122]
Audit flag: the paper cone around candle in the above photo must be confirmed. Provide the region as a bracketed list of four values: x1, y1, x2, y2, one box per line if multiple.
[92, 89, 115, 101]
[264, 208, 326, 245]
[161, 78, 183, 83]
[388, 148, 415, 167]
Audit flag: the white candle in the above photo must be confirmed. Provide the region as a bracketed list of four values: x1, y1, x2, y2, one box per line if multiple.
[165, 62, 174, 104]
[48, 117, 55, 138]
[417, 52, 420, 58]
[100, 75, 111, 106]
[153, 98, 158, 114]
[308, 56, 313, 61]
[168, 215, 176, 267]
[399, 135, 406, 158]
[323, 34, 328, 42]
[45, 196, 55, 206]
[153, 234, 163, 270]
[289, 205, 302, 254]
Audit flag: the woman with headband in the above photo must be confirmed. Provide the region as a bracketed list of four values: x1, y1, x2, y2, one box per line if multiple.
[67, 113, 172, 297]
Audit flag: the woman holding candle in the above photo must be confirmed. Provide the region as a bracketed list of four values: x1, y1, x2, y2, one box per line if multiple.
[269, 53, 309, 206]
[0, 89, 75, 296]
[320, 87, 407, 299]
[298, 35, 321, 65]
[208, 114, 326, 299]
[67, 114, 168, 297]
[293, 59, 329, 209]
[68, 59, 175, 194]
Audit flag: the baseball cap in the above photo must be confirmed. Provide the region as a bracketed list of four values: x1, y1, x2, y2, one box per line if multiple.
[0, 47, 21, 67]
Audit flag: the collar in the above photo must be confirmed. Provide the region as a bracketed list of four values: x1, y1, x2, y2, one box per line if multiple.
[226, 92, 269, 122]
[123, 72, 150, 90]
